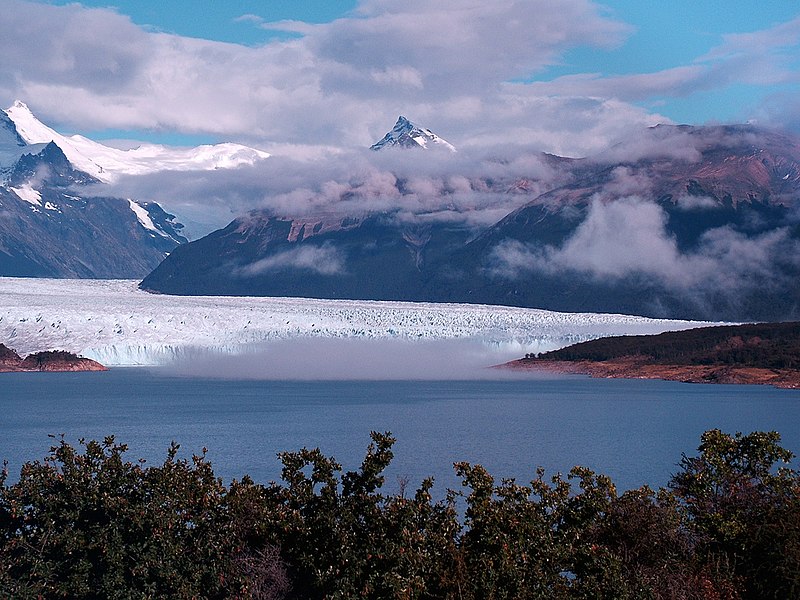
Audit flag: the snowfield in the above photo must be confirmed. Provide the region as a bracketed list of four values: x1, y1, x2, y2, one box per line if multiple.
[5, 101, 270, 183]
[0, 277, 721, 367]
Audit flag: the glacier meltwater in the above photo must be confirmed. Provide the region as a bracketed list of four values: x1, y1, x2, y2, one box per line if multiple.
[0, 277, 720, 368]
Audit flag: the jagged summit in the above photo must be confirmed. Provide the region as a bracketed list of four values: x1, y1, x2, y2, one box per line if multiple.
[370, 116, 456, 152]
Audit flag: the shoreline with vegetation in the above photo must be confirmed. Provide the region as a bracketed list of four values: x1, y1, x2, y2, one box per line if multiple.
[505, 321, 800, 389]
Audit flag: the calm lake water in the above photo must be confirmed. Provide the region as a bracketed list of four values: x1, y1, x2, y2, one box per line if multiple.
[1, 368, 799, 494]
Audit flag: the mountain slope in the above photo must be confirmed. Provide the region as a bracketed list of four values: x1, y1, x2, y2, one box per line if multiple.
[441, 124, 800, 319]
[0, 111, 187, 278]
[141, 123, 800, 321]
[141, 211, 473, 298]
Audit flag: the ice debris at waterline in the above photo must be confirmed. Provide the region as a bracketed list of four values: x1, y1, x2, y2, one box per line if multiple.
[0, 278, 721, 367]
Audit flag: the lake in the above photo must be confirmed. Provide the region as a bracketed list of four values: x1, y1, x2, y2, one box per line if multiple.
[1, 368, 799, 495]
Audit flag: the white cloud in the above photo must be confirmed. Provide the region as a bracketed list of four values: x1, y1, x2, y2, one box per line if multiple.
[237, 242, 346, 276]
[524, 17, 800, 107]
[488, 197, 800, 297]
[168, 337, 531, 380]
[0, 0, 650, 155]
[100, 144, 571, 235]
[1, 0, 796, 199]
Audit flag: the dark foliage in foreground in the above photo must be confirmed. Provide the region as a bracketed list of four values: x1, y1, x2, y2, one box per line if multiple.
[1, 429, 798, 599]
[529, 321, 800, 369]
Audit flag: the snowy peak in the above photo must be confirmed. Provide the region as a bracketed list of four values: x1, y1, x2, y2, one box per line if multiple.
[4, 100, 271, 183]
[7, 141, 98, 189]
[6, 101, 57, 146]
[371, 116, 456, 152]
[128, 199, 186, 245]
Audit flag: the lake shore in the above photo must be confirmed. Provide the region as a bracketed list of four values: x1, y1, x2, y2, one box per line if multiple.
[503, 357, 800, 389]
[0, 344, 107, 373]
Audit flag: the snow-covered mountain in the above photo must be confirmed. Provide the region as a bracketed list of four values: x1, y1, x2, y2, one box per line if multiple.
[0, 108, 186, 277]
[371, 116, 456, 152]
[0, 277, 715, 367]
[5, 101, 270, 183]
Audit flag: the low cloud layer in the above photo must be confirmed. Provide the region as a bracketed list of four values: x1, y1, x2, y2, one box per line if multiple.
[488, 197, 800, 307]
[167, 337, 542, 381]
[88, 122, 796, 240]
[237, 243, 345, 277]
[97, 144, 569, 236]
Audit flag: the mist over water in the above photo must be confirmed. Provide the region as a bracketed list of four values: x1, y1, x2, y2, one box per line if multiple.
[167, 337, 545, 381]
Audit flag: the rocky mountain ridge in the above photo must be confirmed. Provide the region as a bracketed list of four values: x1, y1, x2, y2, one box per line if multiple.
[0, 106, 187, 277]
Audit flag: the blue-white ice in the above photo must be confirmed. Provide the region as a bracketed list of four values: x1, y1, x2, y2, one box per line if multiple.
[0, 277, 722, 367]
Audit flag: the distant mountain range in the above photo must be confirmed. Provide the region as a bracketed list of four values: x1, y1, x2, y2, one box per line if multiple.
[0, 103, 185, 277]
[142, 120, 800, 321]
[3, 106, 799, 323]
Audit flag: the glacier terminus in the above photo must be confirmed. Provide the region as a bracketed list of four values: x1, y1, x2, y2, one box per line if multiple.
[0, 277, 719, 368]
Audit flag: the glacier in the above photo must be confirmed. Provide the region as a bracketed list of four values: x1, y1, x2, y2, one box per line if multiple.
[0, 277, 723, 368]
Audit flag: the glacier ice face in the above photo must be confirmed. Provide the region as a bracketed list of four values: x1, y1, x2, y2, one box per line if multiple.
[0, 277, 723, 367]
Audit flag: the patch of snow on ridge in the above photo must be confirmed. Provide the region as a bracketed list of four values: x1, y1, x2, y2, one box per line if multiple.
[10, 183, 41, 206]
[0, 277, 724, 368]
[128, 200, 168, 238]
[5, 101, 270, 183]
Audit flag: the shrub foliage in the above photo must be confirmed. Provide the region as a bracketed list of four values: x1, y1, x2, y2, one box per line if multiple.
[0, 429, 798, 598]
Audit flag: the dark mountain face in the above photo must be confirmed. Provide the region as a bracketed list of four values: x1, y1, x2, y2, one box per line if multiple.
[440, 125, 800, 320]
[0, 187, 185, 279]
[141, 124, 800, 321]
[0, 110, 25, 149]
[142, 211, 473, 299]
[8, 141, 97, 187]
[0, 115, 186, 278]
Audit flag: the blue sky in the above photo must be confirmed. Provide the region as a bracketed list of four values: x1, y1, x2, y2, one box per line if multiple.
[5, 1, 800, 154]
[46, 1, 360, 44]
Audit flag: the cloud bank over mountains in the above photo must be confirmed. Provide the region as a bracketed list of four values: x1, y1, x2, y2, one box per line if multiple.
[98, 141, 570, 234]
[3, 0, 798, 157]
[3, 0, 798, 237]
[488, 197, 800, 300]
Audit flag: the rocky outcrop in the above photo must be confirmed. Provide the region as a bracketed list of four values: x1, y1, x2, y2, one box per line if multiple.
[0, 344, 107, 372]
